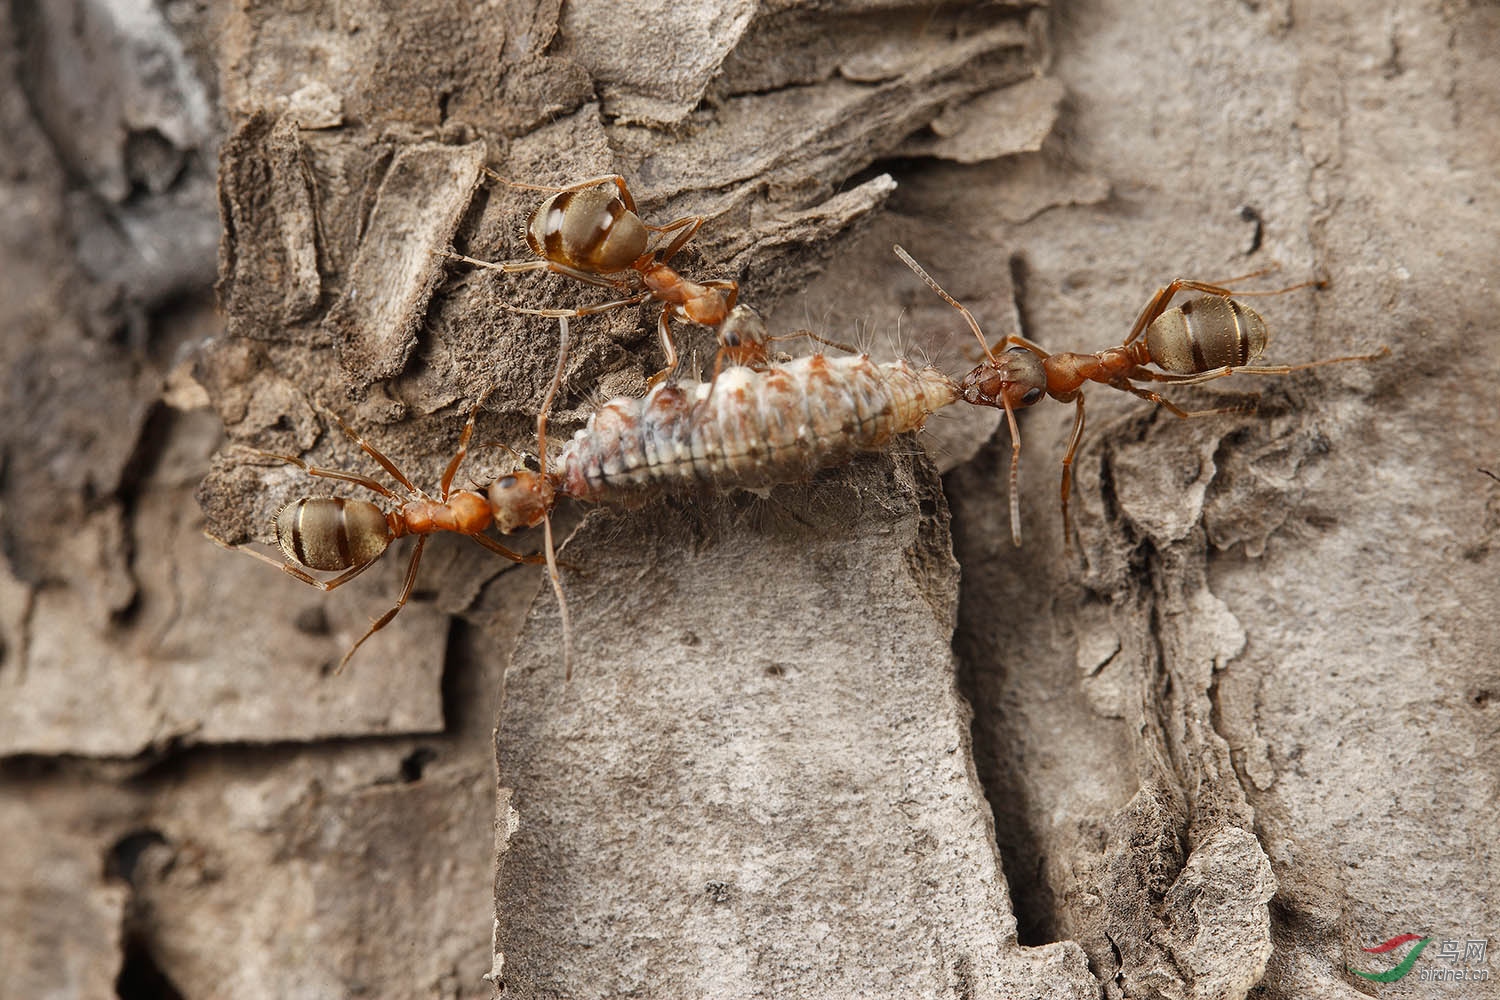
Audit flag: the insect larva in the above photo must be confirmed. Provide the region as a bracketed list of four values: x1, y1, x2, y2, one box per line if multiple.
[489, 319, 961, 676]
[557, 353, 959, 502]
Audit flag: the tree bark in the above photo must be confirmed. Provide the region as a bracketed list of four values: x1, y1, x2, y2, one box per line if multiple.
[3, 1, 1497, 998]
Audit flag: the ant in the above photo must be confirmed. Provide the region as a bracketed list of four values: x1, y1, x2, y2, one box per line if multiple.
[445, 172, 744, 385]
[213, 403, 544, 673]
[894, 245, 1389, 548]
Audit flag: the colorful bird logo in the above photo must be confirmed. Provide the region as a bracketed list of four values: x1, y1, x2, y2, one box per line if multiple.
[1349, 933, 1432, 983]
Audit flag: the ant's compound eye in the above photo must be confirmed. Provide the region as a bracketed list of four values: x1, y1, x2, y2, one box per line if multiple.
[1021, 388, 1044, 406]
[1005, 346, 1031, 356]
[722, 330, 742, 347]
[496, 475, 518, 490]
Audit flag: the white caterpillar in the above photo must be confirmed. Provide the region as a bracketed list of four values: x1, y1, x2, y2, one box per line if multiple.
[488, 320, 961, 677]
[560, 353, 959, 502]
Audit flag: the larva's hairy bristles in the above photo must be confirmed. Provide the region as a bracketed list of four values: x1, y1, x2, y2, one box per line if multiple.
[582, 385, 614, 416]
[849, 316, 880, 359]
[795, 301, 841, 345]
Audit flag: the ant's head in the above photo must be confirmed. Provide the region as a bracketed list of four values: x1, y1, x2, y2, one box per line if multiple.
[487, 471, 556, 533]
[961, 347, 1048, 411]
[718, 305, 768, 351]
[717, 304, 770, 366]
[960, 346, 1049, 549]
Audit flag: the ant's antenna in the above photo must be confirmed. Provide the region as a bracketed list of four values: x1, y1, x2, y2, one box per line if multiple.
[539, 316, 574, 680]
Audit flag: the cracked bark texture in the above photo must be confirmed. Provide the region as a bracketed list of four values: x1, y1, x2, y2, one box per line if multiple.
[2, 1, 1497, 999]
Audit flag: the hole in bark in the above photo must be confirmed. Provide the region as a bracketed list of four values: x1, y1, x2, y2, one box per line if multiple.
[115, 935, 185, 1000]
[106, 829, 170, 884]
[124, 127, 186, 197]
[293, 605, 331, 635]
[1238, 205, 1264, 255]
[400, 746, 438, 782]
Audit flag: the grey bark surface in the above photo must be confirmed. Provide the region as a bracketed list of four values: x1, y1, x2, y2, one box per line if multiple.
[3, 1, 1497, 999]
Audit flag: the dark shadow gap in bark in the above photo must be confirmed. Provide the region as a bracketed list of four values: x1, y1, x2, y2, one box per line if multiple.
[109, 828, 186, 1000]
[1009, 251, 1035, 345]
[954, 616, 1064, 946]
[947, 443, 1067, 948]
[115, 934, 186, 1000]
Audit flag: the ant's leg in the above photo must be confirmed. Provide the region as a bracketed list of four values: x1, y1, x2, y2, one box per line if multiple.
[645, 306, 682, 387]
[1199, 264, 1280, 286]
[468, 532, 547, 565]
[1058, 394, 1086, 552]
[1121, 276, 1329, 348]
[769, 330, 859, 356]
[1122, 280, 1241, 347]
[1189, 261, 1326, 293]
[1110, 379, 1240, 419]
[997, 391, 1026, 549]
[505, 291, 653, 319]
[335, 535, 427, 674]
[321, 411, 421, 494]
[439, 402, 483, 500]
[251, 450, 401, 501]
[541, 262, 636, 290]
[1221, 279, 1325, 298]
[1131, 345, 1390, 388]
[449, 250, 634, 291]
[441, 250, 552, 275]
[207, 533, 383, 591]
[647, 215, 706, 262]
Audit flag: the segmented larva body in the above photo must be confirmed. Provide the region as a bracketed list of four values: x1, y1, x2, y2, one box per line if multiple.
[556, 353, 960, 503]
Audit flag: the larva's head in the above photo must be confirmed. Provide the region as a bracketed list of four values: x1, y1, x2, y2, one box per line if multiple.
[487, 471, 556, 533]
[961, 347, 1048, 411]
[716, 304, 770, 366]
